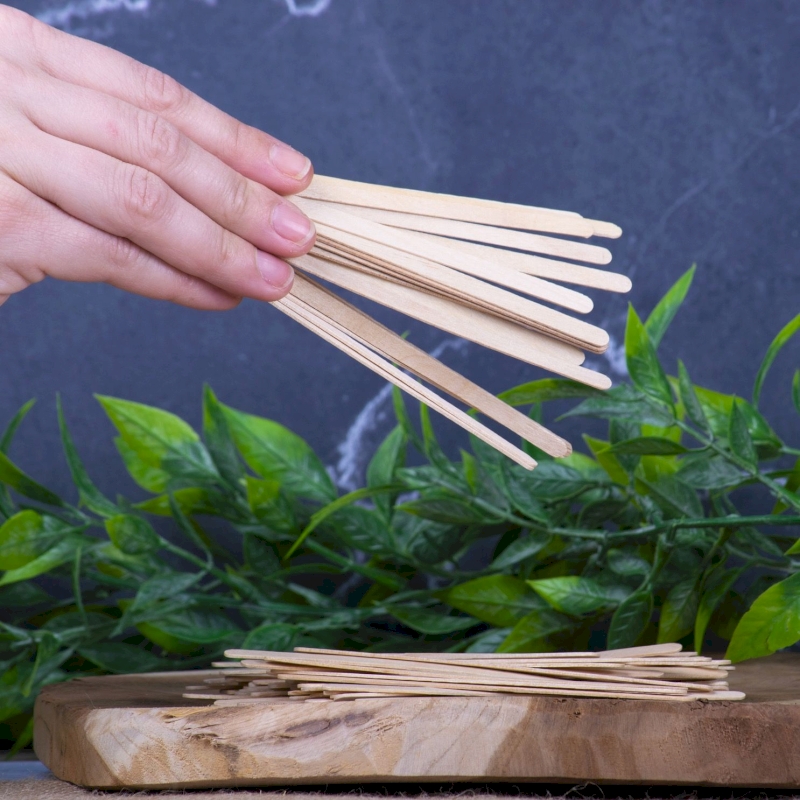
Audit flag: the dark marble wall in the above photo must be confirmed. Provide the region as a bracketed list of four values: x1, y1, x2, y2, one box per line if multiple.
[2, 0, 799, 502]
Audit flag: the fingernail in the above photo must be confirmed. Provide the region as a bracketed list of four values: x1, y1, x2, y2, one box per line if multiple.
[269, 144, 312, 180]
[256, 250, 294, 289]
[272, 202, 315, 244]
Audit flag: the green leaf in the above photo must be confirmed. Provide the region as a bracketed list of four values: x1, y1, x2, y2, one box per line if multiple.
[607, 437, 688, 456]
[0, 511, 46, 570]
[57, 397, 118, 517]
[607, 590, 653, 649]
[694, 565, 743, 653]
[115, 437, 170, 493]
[676, 453, 744, 491]
[0, 451, 65, 508]
[243, 623, 299, 651]
[391, 386, 423, 450]
[584, 436, 629, 485]
[143, 608, 239, 646]
[419, 403, 450, 470]
[0, 582, 50, 607]
[243, 533, 280, 575]
[0, 400, 35, 454]
[131, 572, 200, 613]
[625, 305, 674, 407]
[202, 385, 245, 488]
[0, 535, 85, 586]
[104, 514, 161, 556]
[729, 401, 757, 467]
[561, 384, 675, 427]
[462, 450, 479, 492]
[726, 572, 800, 662]
[793, 370, 800, 416]
[97, 395, 216, 482]
[441, 575, 542, 627]
[607, 549, 651, 578]
[499, 460, 550, 521]
[463, 628, 511, 653]
[398, 493, 498, 526]
[692, 387, 781, 451]
[528, 576, 623, 616]
[389, 607, 476, 635]
[22, 632, 60, 696]
[367, 426, 406, 518]
[752, 312, 800, 408]
[324, 505, 392, 555]
[497, 379, 603, 406]
[78, 642, 166, 674]
[220, 403, 335, 503]
[526, 461, 594, 500]
[491, 532, 552, 570]
[396, 516, 461, 565]
[286, 485, 400, 559]
[657, 579, 699, 643]
[677, 361, 709, 433]
[638, 474, 703, 519]
[135, 487, 214, 517]
[497, 608, 574, 653]
[644, 265, 695, 350]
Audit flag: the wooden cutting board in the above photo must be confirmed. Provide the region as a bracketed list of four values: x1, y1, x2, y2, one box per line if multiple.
[33, 653, 800, 790]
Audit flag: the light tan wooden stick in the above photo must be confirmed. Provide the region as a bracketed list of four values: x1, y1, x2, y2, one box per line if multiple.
[328, 204, 615, 267]
[299, 174, 604, 237]
[298, 196, 612, 268]
[291, 275, 572, 457]
[308, 226, 610, 353]
[396, 230, 632, 293]
[274, 293, 537, 469]
[313, 230, 596, 316]
[292, 254, 617, 391]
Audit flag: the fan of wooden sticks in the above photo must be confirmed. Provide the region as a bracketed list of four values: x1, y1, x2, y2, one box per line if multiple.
[272, 175, 631, 469]
[184, 644, 743, 704]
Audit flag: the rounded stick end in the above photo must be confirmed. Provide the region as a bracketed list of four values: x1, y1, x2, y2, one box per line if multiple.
[590, 221, 623, 239]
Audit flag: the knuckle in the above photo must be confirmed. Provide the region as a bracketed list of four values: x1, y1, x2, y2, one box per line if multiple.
[119, 164, 172, 226]
[140, 65, 187, 116]
[0, 57, 27, 92]
[104, 233, 141, 272]
[135, 110, 186, 169]
[214, 228, 244, 277]
[224, 174, 252, 221]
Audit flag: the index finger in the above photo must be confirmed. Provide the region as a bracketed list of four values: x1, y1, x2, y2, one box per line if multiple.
[10, 7, 313, 195]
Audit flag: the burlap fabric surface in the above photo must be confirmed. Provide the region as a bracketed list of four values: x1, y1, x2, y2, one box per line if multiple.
[3, 772, 800, 800]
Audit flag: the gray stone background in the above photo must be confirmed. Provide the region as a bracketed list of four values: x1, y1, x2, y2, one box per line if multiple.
[1, 0, 799, 500]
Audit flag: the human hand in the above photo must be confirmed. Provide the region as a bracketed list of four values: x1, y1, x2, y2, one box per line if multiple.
[0, 5, 315, 310]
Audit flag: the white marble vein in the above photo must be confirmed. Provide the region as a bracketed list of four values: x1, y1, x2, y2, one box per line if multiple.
[330, 338, 469, 491]
[281, 0, 332, 17]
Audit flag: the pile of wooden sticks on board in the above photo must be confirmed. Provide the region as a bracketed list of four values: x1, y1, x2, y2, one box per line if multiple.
[273, 175, 631, 469]
[184, 644, 743, 705]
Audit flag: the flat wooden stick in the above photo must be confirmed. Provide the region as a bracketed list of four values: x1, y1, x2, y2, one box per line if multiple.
[299, 196, 611, 270]
[306, 224, 610, 353]
[299, 175, 599, 237]
[402, 231, 632, 293]
[326, 204, 613, 266]
[274, 293, 537, 469]
[291, 275, 572, 457]
[292, 255, 618, 391]
[313, 232, 595, 316]
[306, 244, 591, 365]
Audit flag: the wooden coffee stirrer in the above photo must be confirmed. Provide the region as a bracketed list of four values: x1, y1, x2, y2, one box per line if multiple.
[269, 175, 630, 467]
[185, 644, 744, 704]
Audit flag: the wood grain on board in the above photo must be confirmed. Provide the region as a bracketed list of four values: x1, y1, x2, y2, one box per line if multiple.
[33, 654, 800, 790]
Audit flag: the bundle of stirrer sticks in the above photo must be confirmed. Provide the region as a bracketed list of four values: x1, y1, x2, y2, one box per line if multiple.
[273, 175, 631, 469]
[184, 644, 743, 705]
